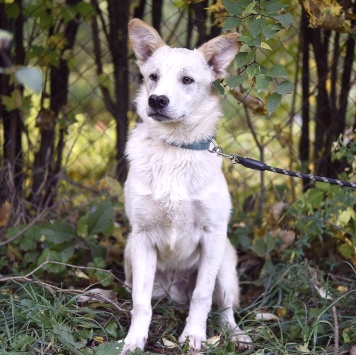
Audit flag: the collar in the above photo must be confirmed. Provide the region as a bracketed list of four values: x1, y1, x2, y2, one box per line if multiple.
[164, 138, 212, 151]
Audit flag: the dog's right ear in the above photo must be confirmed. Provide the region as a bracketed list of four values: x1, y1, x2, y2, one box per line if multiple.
[128, 19, 165, 67]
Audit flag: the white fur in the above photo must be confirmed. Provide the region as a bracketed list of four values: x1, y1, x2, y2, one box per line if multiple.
[121, 18, 251, 354]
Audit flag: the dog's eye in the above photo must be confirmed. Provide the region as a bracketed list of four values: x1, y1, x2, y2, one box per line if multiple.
[182, 76, 194, 84]
[149, 74, 158, 81]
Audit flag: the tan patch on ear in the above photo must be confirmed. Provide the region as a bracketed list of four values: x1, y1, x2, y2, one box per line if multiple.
[199, 33, 240, 79]
[129, 18, 166, 67]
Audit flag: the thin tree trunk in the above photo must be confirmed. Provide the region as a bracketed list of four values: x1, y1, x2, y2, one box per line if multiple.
[30, 0, 80, 208]
[0, 0, 24, 204]
[107, 0, 130, 185]
[299, 10, 311, 190]
[152, 0, 163, 34]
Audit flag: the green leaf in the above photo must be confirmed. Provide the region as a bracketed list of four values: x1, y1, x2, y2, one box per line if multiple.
[75, 2, 95, 19]
[265, 1, 289, 14]
[223, 17, 242, 31]
[39, 13, 54, 29]
[262, 23, 283, 40]
[266, 92, 281, 115]
[246, 48, 257, 62]
[234, 52, 248, 68]
[248, 34, 262, 47]
[256, 74, 272, 92]
[338, 243, 354, 259]
[246, 65, 256, 79]
[273, 13, 294, 29]
[304, 188, 325, 209]
[38, 221, 77, 243]
[77, 214, 89, 237]
[250, 17, 266, 38]
[242, 1, 257, 15]
[226, 75, 246, 89]
[252, 237, 267, 257]
[266, 234, 276, 253]
[223, 0, 243, 15]
[37, 249, 66, 273]
[14, 67, 43, 93]
[5, 3, 20, 19]
[275, 80, 294, 95]
[105, 322, 118, 338]
[95, 341, 124, 355]
[87, 200, 114, 237]
[267, 64, 288, 78]
[213, 80, 225, 95]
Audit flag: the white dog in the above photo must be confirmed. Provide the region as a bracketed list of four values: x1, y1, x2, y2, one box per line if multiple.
[122, 18, 251, 354]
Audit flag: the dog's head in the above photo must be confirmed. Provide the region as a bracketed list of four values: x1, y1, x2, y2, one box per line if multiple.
[129, 19, 239, 124]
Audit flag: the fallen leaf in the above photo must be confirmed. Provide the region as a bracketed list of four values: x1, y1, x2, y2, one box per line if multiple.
[206, 334, 221, 347]
[162, 338, 178, 349]
[255, 312, 279, 321]
[314, 285, 333, 300]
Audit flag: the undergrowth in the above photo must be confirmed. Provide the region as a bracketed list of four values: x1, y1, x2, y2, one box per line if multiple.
[0, 136, 355, 354]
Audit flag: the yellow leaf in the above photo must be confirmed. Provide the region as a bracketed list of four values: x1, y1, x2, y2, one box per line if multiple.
[206, 334, 221, 347]
[261, 42, 272, 50]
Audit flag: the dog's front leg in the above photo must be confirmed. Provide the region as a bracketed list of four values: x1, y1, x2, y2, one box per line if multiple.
[178, 232, 226, 350]
[121, 232, 157, 355]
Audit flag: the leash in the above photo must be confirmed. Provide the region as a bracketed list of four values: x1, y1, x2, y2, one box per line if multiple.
[208, 139, 356, 189]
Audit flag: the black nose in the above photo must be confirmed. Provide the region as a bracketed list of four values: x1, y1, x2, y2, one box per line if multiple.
[148, 95, 170, 109]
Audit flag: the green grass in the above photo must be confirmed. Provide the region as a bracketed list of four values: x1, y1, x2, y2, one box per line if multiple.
[0, 259, 354, 354]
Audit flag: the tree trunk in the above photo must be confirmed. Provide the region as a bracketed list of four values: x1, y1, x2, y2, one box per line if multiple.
[0, 0, 24, 204]
[107, 0, 130, 186]
[299, 10, 311, 189]
[30, 0, 80, 209]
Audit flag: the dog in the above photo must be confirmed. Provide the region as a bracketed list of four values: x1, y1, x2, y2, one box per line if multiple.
[122, 18, 252, 354]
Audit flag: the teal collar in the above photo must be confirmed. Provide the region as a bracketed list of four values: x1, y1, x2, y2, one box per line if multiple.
[165, 138, 212, 151]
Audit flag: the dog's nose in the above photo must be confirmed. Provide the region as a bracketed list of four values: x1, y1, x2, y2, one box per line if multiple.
[148, 95, 170, 109]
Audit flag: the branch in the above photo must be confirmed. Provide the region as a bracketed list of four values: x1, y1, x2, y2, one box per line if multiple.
[0, 260, 124, 285]
[0, 209, 48, 246]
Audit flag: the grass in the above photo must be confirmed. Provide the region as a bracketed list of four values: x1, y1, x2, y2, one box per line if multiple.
[0, 258, 354, 355]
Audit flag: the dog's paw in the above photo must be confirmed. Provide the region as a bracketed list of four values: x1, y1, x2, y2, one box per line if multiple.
[120, 334, 146, 355]
[231, 332, 252, 351]
[178, 328, 206, 351]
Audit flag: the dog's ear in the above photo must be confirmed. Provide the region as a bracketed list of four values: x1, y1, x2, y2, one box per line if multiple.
[128, 18, 166, 67]
[198, 33, 240, 80]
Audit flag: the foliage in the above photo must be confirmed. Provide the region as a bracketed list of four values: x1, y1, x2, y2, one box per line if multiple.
[0, 198, 121, 287]
[300, 0, 355, 32]
[0, 282, 124, 354]
[209, 0, 294, 115]
[0, 30, 43, 93]
[286, 183, 356, 264]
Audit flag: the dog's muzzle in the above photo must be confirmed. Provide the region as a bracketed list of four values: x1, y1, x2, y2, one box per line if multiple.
[147, 95, 172, 121]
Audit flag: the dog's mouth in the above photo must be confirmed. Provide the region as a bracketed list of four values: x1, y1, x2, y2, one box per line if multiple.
[148, 111, 183, 122]
[149, 112, 170, 122]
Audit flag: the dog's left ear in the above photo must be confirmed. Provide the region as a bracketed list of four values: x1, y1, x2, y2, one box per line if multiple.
[198, 33, 240, 80]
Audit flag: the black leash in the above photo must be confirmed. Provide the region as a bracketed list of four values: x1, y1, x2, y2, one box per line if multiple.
[208, 140, 356, 189]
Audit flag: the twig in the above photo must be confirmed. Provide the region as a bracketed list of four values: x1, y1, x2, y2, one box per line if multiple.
[0, 209, 48, 246]
[332, 305, 339, 355]
[0, 259, 124, 285]
[1, 260, 129, 312]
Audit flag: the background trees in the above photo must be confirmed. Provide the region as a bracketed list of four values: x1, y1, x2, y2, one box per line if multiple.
[0, 0, 354, 221]
[0, 1, 355, 353]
